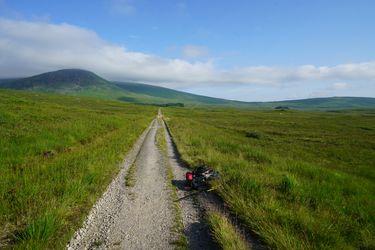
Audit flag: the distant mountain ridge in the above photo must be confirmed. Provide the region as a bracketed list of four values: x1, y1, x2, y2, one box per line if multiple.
[113, 81, 238, 105]
[0, 69, 109, 90]
[1, 69, 375, 110]
[264, 96, 375, 110]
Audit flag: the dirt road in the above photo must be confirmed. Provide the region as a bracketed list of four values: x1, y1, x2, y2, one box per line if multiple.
[68, 117, 214, 249]
[68, 119, 174, 249]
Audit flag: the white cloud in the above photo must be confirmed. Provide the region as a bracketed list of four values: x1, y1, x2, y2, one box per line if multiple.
[182, 45, 209, 58]
[308, 82, 351, 98]
[0, 18, 374, 92]
[332, 82, 349, 90]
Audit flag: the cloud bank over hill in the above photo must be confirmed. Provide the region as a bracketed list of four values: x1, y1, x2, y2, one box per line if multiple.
[0, 18, 374, 100]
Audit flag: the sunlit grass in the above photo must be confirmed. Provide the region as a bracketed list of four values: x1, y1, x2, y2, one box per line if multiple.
[0, 89, 156, 249]
[207, 211, 249, 250]
[164, 107, 375, 249]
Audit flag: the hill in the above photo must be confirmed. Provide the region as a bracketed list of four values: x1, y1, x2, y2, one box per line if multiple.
[1, 69, 375, 109]
[0, 69, 239, 106]
[0, 69, 109, 90]
[257, 97, 375, 110]
[114, 81, 241, 105]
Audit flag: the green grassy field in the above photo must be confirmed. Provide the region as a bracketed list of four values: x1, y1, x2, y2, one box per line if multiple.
[164, 107, 375, 249]
[0, 89, 156, 249]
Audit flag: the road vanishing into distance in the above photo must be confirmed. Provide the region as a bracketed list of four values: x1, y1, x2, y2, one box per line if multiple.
[67, 113, 215, 249]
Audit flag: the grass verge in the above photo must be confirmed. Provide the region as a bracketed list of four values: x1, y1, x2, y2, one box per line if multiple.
[125, 163, 137, 187]
[156, 118, 188, 249]
[207, 211, 249, 250]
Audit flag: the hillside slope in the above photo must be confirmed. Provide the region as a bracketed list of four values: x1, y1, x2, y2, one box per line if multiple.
[0, 69, 109, 90]
[0, 69, 239, 106]
[264, 97, 375, 110]
[1, 69, 375, 109]
[114, 81, 241, 105]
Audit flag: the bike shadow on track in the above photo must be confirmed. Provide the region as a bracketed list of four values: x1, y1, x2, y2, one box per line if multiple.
[171, 179, 187, 191]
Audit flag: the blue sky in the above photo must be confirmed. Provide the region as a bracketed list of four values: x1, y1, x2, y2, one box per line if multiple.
[0, 0, 374, 101]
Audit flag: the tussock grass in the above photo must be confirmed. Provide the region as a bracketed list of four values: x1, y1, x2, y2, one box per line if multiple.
[0, 89, 156, 249]
[156, 119, 188, 249]
[208, 211, 249, 250]
[164, 107, 375, 249]
[125, 163, 137, 187]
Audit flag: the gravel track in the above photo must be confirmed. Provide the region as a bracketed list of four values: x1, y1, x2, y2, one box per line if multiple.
[68, 111, 258, 250]
[67, 119, 174, 249]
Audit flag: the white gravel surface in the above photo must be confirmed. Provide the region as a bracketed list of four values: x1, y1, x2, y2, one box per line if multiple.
[67, 119, 174, 249]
